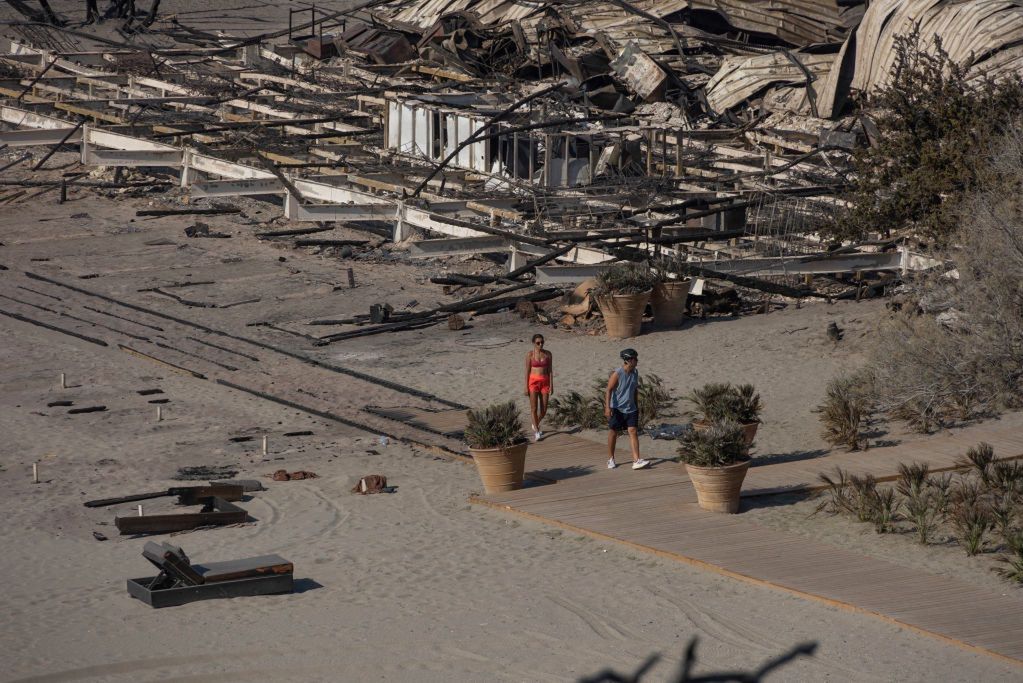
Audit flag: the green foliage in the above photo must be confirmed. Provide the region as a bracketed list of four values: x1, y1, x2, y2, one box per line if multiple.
[991, 460, 1023, 496]
[958, 442, 995, 488]
[547, 389, 603, 429]
[993, 542, 1023, 583]
[951, 499, 992, 557]
[464, 400, 526, 449]
[831, 30, 1023, 245]
[927, 472, 954, 515]
[873, 487, 901, 534]
[685, 382, 762, 425]
[817, 374, 869, 451]
[548, 373, 676, 430]
[593, 261, 659, 298]
[898, 463, 941, 544]
[815, 467, 898, 531]
[676, 419, 749, 468]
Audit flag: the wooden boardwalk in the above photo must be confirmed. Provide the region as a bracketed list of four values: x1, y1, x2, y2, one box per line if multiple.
[389, 406, 1023, 663]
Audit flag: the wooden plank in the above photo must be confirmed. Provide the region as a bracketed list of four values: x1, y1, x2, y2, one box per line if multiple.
[114, 498, 246, 534]
[468, 410, 1023, 663]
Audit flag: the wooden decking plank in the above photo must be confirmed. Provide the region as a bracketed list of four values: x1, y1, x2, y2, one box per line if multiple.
[458, 408, 1023, 660]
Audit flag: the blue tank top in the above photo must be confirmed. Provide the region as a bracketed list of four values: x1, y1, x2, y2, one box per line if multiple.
[610, 367, 638, 413]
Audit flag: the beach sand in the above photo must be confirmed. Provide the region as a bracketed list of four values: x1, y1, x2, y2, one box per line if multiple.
[0, 160, 1021, 681]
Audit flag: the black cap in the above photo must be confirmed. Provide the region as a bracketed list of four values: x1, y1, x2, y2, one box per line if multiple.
[620, 348, 638, 360]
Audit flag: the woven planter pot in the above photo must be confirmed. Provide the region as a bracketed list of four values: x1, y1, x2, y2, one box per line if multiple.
[651, 280, 690, 328]
[469, 442, 528, 494]
[685, 459, 751, 513]
[693, 420, 759, 447]
[597, 289, 651, 339]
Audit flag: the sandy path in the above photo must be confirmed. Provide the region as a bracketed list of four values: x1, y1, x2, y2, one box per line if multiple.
[1, 290, 1021, 682]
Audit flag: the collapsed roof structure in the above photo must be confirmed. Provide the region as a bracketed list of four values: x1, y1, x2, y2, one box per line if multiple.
[2, 0, 1002, 315]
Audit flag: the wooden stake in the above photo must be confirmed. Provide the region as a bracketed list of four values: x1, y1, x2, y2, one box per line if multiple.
[138, 504, 144, 516]
[262, 435, 268, 455]
[156, 405, 162, 422]
[32, 462, 38, 483]
[59, 372, 66, 389]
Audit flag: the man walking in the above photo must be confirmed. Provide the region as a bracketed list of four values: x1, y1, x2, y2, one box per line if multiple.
[605, 348, 649, 470]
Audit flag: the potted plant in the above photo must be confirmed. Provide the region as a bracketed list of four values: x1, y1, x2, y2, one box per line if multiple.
[651, 258, 691, 328]
[464, 400, 529, 494]
[677, 419, 751, 513]
[593, 262, 659, 338]
[686, 382, 762, 446]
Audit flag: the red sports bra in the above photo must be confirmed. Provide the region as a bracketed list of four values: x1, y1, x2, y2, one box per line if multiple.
[530, 354, 550, 368]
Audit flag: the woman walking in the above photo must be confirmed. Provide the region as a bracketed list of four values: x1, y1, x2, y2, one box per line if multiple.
[524, 333, 553, 441]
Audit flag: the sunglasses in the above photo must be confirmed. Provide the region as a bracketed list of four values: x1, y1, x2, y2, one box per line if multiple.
[534, 340, 544, 345]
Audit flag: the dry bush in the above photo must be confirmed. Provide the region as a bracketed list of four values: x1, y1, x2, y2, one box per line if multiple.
[592, 261, 659, 298]
[856, 119, 1023, 432]
[817, 373, 870, 451]
[864, 310, 986, 432]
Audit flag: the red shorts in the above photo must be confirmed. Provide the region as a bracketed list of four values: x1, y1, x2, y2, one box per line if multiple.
[528, 375, 551, 395]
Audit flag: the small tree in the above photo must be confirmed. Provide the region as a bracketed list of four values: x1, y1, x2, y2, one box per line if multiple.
[831, 29, 1023, 246]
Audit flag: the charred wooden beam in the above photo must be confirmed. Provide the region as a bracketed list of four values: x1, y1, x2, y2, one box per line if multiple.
[114, 497, 247, 535]
[85, 484, 244, 508]
[136, 207, 240, 217]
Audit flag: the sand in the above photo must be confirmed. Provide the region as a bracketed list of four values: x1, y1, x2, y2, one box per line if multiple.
[0, 148, 1021, 682]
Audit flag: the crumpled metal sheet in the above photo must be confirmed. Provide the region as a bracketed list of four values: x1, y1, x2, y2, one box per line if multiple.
[848, 0, 1023, 94]
[705, 50, 835, 114]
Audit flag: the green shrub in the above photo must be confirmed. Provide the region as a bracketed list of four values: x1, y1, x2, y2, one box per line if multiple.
[898, 463, 940, 544]
[686, 382, 762, 425]
[831, 29, 1023, 246]
[677, 419, 749, 468]
[994, 542, 1023, 583]
[548, 373, 675, 429]
[958, 442, 996, 488]
[951, 499, 992, 556]
[464, 401, 526, 449]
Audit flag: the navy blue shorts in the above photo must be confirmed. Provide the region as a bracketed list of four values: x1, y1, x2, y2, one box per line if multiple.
[608, 409, 639, 431]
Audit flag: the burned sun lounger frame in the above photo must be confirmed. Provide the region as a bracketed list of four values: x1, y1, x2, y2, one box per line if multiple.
[128, 541, 294, 607]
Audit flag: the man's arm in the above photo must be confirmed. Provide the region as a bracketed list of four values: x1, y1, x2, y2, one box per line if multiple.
[604, 371, 618, 417]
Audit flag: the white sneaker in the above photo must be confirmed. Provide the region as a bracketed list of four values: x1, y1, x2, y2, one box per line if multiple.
[632, 459, 651, 470]
[536, 430, 543, 440]
[533, 430, 541, 442]
[607, 458, 617, 469]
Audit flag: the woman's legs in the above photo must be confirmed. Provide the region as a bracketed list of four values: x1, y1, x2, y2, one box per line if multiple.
[529, 390, 540, 431]
[537, 392, 548, 427]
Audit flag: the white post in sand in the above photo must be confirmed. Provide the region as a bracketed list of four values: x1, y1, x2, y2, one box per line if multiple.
[59, 373, 66, 389]
[156, 405, 162, 422]
[262, 435, 268, 456]
[32, 462, 38, 484]
[138, 504, 144, 516]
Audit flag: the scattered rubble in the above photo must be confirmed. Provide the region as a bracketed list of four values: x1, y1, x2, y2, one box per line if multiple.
[0, 0, 966, 339]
